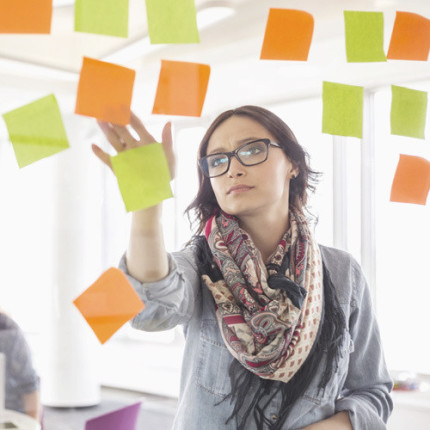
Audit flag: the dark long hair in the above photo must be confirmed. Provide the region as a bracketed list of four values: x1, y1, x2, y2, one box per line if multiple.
[185, 105, 321, 235]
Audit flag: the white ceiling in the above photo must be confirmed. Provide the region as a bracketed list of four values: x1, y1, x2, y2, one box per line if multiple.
[0, 0, 429, 116]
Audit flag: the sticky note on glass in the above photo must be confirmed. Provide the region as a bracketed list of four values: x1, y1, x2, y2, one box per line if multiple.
[75, 0, 129, 38]
[0, 0, 52, 33]
[322, 81, 364, 138]
[73, 268, 145, 344]
[111, 144, 173, 212]
[145, 0, 199, 43]
[344, 11, 387, 62]
[387, 12, 430, 61]
[152, 60, 210, 117]
[390, 155, 430, 205]
[2, 95, 70, 168]
[260, 9, 314, 61]
[75, 57, 135, 125]
[391, 85, 427, 139]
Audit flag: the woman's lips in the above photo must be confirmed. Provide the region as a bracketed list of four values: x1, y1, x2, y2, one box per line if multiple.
[227, 185, 254, 194]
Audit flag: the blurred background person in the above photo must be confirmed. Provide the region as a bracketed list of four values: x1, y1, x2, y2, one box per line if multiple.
[0, 310, 41, 421]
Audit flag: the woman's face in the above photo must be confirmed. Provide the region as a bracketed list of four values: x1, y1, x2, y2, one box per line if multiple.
[206, 115, 298, 219]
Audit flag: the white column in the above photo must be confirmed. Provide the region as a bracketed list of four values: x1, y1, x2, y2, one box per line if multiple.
[41, 114, 103, 407]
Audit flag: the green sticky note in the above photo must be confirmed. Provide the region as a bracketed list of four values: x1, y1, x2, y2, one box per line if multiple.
[145, 0, 199, 43]
[391, 85, 427, 139]
[2, 94, 70, 168]
[111, 144, 173, 212]
[322, 81, 364, 138]
[75, 0, 128, 38]
[344, 11, 387, 62]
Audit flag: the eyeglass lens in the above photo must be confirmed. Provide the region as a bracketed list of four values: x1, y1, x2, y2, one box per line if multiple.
[203, 140, 268, 177]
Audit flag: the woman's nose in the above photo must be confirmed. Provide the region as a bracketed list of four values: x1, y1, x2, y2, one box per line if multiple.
[227, 155, 245, 177]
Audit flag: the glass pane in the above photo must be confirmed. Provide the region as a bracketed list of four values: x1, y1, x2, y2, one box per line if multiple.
[0, 129, 55, 333]
[374, 83, 430, 373]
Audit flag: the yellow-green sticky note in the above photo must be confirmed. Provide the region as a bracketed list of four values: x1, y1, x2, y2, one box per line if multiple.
[322, 81, 364, 138]
[344, 11, 387, 62]
[2, 94, 70, 168]
[391, 85, 427, 139]
[111, 144, 173, 212]
[145, 0, 199, 44]
[75, 0, 128, 38]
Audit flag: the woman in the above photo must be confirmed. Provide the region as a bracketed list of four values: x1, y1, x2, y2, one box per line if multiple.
[92, 106, 393, 430]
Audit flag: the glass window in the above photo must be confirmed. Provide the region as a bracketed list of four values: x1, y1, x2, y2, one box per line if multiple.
[374, 82, 430, 374]
[0, 125, 55, 333]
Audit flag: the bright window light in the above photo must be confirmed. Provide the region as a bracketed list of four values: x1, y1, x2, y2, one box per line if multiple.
[197, 6, 235, 28]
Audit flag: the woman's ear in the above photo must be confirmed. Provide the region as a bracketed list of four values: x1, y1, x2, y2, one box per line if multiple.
[290, 166, 299, 179]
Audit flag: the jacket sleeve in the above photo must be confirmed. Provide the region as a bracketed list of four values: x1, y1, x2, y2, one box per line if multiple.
[119, 245, 201, 332]
[334, 259, 393, 429]
[9, 328, 40, 395]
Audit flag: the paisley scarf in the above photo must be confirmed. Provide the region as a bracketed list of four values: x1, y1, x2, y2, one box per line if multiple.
[202, 207, 323, 383]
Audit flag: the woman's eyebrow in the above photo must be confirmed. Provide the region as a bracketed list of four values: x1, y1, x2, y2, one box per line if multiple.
[207, 137, 264, 155]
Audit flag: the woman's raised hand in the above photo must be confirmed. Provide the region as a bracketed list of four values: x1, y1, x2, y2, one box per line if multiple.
[91, 111, 176, 180]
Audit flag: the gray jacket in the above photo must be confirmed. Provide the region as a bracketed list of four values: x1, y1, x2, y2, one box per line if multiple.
[120, 244, 393, 429]
[0, 313, 40, 414]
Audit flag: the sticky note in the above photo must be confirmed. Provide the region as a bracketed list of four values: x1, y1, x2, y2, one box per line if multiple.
[344, 11, 387, 62]
[85, 402, 142, 430]
[111, 144, 173, 212]
[390, 155, 430, 205]
[260, 9, 314, 61]
[387, 11, 430, 61]
[391, 85, 427, 139]
[75, 57, 135, 125]
[0, 0, 52, 33]
[2, 95, 70, 168]
[75, 0, 129, 38]
[145, 0, 199, 44]
[322, 81, 364, 138]
[73, 268, 145, 344]
[152, 60, 210, 117]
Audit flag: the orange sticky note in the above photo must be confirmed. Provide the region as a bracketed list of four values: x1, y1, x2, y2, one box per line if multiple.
[0, 0, 52, 33]
[73, 268, 145, 344]
[260, 9, 314, 61]
[390, 154, 430, 205]
[387, 11, 430, 61]
[75, 57, 136, 125]
[152, 60, 210, 117]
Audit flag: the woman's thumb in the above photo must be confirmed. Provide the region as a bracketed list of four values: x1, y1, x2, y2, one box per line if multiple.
[161, 122, 175, 179]
[161, 122, 172, 148]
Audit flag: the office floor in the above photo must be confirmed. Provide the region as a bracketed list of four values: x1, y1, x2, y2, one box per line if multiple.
[42, 386, 177, 430]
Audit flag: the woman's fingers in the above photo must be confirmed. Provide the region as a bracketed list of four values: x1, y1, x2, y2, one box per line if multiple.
[98, 112, 156, 153]
[130, 111, 156, 144]
[92, 144, 113, 170]
[97, 121, 124, 153]
[94, 114, 173, 178]
[111, 123, 139, 149]
[161, 122, 176, 180]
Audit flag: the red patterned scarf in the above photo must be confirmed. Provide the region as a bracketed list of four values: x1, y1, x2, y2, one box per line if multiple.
[202, 208, 323, 382]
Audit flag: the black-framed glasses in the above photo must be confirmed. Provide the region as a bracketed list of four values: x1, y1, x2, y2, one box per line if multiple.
[199, 139, 281, 178]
